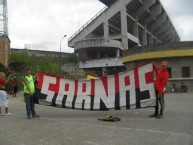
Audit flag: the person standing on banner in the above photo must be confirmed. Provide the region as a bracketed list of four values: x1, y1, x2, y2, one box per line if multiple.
[23, 68, 40, 119]
[0, 73, 11, 115]
[149, 61, 169, 119]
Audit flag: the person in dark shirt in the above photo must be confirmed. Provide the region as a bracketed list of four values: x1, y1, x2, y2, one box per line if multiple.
[12, 77, 18, 97]
[180, 82, 187, 93]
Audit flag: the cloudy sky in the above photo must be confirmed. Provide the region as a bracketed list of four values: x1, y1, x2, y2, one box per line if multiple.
[7, 0, 193, 53]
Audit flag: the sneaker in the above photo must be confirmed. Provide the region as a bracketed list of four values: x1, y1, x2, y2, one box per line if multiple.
[27, 116, 31, 119]
[149, 114, 158, 117]
[32, 114, 40, 118]
[157, 114, 163, 119]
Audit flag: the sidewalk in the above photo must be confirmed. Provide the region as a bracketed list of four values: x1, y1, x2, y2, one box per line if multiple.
[0, 91, 193, 145]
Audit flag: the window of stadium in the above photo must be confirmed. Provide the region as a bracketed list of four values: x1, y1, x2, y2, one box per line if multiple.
[182, 67, 190, 78]
[167, 67, 172, 78]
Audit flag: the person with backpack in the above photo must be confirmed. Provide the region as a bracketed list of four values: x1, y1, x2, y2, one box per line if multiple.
[23, 68, 40, 119]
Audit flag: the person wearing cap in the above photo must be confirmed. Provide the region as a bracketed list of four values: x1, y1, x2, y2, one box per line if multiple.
[23, 68, 40, 119]
[149, 61, 169, 119]
[0, 73, 11, 115]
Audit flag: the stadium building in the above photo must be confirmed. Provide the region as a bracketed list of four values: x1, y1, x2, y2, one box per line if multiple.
[68, 0, 179, 75]
[68, 0, 193, 91]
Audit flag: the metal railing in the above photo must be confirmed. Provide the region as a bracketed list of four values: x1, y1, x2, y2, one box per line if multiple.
[68, 0, 120, 43]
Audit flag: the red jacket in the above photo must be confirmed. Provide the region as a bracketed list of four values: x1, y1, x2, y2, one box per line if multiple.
[153, 64, 169, 95]
[12, 80, 18, 87]
[0, 77, 6, 89]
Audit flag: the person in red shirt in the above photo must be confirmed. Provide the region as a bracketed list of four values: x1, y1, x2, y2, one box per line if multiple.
[0, 74, 11, 115]
[149, 61, 169, 119]
[12, 77, 18, 97]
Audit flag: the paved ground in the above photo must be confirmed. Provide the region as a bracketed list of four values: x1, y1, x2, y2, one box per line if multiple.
[0, 92, 193, 145]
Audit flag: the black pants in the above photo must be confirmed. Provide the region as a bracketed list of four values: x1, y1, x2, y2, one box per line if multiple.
[13, 86, 18, 93]
[155, 90, 165, 116]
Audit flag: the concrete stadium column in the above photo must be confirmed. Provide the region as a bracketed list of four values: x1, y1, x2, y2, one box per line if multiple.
[142, 27, 147, 45]
[121, 1, 128, 50]
[97, 52, 100, 58]
[103, 20, 109, 40]
[116, 49, 120, 57]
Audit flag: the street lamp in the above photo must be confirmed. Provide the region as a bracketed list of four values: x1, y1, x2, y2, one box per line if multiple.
[60, 35, 67, 74]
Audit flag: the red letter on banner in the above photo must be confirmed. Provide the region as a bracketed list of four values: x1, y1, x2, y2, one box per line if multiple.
[56, 78, 75, 107]
[41, 75, 57, 103]
[119, 70, 136, 108]
[75, 80, 92, 109]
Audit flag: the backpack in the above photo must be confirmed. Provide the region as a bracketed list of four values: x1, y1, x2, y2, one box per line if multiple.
[98, 115, 121, 122]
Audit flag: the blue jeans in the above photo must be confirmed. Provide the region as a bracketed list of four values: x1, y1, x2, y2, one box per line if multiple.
[24, 93, 36, 117]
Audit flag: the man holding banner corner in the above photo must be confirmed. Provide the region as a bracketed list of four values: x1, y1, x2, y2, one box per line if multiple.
[149, 61, 169, 119]
[23, 68, 40, 119]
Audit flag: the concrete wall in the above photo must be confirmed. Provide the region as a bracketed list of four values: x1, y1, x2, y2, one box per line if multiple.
[0, 35, 10, 66]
